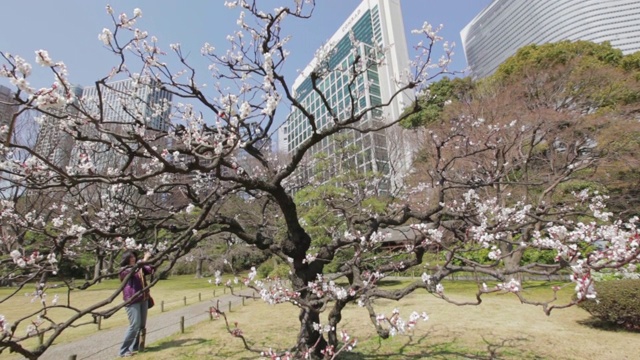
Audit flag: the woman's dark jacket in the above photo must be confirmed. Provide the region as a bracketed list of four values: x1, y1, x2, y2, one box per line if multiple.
[119, 265, 154, 304]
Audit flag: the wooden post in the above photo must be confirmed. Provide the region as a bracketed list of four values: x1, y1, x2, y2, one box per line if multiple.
[180, 316, 185, 333]
[183, 296, 187, 306]
[199, 292, 202, 302]
[97, 316, 102, 330]
[240, 283, 243, 289]
[242, 297, 245, 306]
[253, 291, 256, 300]
[69, 356, 77, 360]
[228, 301, 231, 312]
[161, 300, 165, 312]
[209, 307, 213, 321]
[223, 287, 226, 294]
[139, 328, 146, 352]
[38, 332, 44, 345]
[213, 289, 216, 297]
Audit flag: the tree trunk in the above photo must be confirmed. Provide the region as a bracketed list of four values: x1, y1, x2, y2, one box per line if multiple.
[195, 258, 204, 278]
[326, 301, 346, 349]
[93, 250, 104, 282]
[298, 305, 327, 358]
[501, 233, 525, 279]
[107, 252, 116, 277]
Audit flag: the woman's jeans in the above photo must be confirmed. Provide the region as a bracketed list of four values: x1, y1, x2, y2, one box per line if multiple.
[119, 300, 148, 355]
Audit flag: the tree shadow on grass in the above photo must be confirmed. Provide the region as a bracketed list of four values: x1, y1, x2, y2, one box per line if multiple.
[144, 338, 264, 359]
[336, 332, 537, 360]
[577, 317, 640, 333]
[141, 338, 208, 353]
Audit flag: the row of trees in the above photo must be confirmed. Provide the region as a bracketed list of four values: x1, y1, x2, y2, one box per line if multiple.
[0, 2, 638, 359]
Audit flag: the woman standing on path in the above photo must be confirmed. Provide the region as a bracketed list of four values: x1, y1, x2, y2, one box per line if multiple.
[119, 250, 154, 357]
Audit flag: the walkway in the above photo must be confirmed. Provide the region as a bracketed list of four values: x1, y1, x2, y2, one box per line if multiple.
[37, 290, 253, 360]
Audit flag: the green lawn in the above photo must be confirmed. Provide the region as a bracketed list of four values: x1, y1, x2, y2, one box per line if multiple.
[3, 278, 636, 359]
[0, 274, 240, 349]
[132, 280, 638, 360]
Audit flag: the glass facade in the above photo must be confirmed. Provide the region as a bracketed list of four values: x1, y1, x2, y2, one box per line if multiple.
[81, 79, 172, 132]
[0, 85, 16, 129]
[462, 0, 640, 79]
[281, 0, 412, 188]
[35, 80, 172, 172]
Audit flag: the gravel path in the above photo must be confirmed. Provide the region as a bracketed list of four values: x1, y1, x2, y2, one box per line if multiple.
[36, 290, 254, 360]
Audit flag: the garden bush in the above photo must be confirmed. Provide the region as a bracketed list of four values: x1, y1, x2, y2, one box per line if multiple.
[578, 279, 640, 330]
[257, 259, 275, 278]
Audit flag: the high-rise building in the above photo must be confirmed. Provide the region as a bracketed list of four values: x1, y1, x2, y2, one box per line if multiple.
[461, 0, 640, 79]
[278, 0, 413, 189]
[34, 85, 84, 168]
[276, 124, 289, 155]
[76, 79, 172, 172]
[0, 85, 17, 130]
[35, 80, 172, 172]
[81, 79, 172, 133]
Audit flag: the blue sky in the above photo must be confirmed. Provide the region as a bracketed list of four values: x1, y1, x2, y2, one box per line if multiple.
[0, 1, 492, 126]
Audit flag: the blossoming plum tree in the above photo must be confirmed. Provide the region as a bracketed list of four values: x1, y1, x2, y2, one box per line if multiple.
[0, 2, 639, 359]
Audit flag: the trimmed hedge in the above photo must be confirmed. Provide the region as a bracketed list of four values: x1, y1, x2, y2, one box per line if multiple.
[578, 279, 640, 330]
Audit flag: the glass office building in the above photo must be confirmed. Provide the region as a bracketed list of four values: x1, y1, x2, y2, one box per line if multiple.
[279, 0, 413, 189]
[36, 80, 172, 171]
[461, 0, 640, 79]
[0, 85, 17, 129]
[81, 79, 172, 133]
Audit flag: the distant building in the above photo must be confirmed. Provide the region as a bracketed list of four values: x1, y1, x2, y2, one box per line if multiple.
[0, 85, 17, 134]
[81, 79, 172, 133]
[35, 80, 172, 172]
[461, 0, 640, 79]
[278, 0, 414, 190]
[75, 79, 172, 172]
[276, 124, 289, 155]
[34, 85, 84, 168]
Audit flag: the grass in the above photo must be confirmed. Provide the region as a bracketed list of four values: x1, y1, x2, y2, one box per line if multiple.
[3, 278, 637, 359]
[131, 280, 639, 360]
[0, 274, 240, 350]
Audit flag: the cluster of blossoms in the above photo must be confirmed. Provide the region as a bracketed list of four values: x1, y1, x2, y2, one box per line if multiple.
[254, 279, 300, 305]
[572, 271, 597, 300]
[360, 270, 385, 288]
[9, 250, 58, 274]
[495, 278, 522, 293]
[260, 348, 292, 360]
[308, 274, 354, 300]
[243, 266, 257, 285]
[24, 316, 44, 337]
[10, 250, 26, 268]
[410, 224, 444, 247]
[376, 308, 429, 336]
[26, 285, 48, 305]
[307, 324, 357, 358]
[302, 252, 317, 264]
[457, 191, 532, 249]
[421, 273, 444, 294]
[0, 315, 11, 335]
[343, 230, 390, 251]
[0, 50, 76, 112]
[530, 194, 640, 300]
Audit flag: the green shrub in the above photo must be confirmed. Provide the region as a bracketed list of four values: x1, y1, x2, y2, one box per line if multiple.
[171, 261, 196, 276]
[270, 263, 291, 279]
[520, 248, 557, 265]
[257, 260, 275, 278]
[578, 279, 640, 330]
[448, 248, 491, 265]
